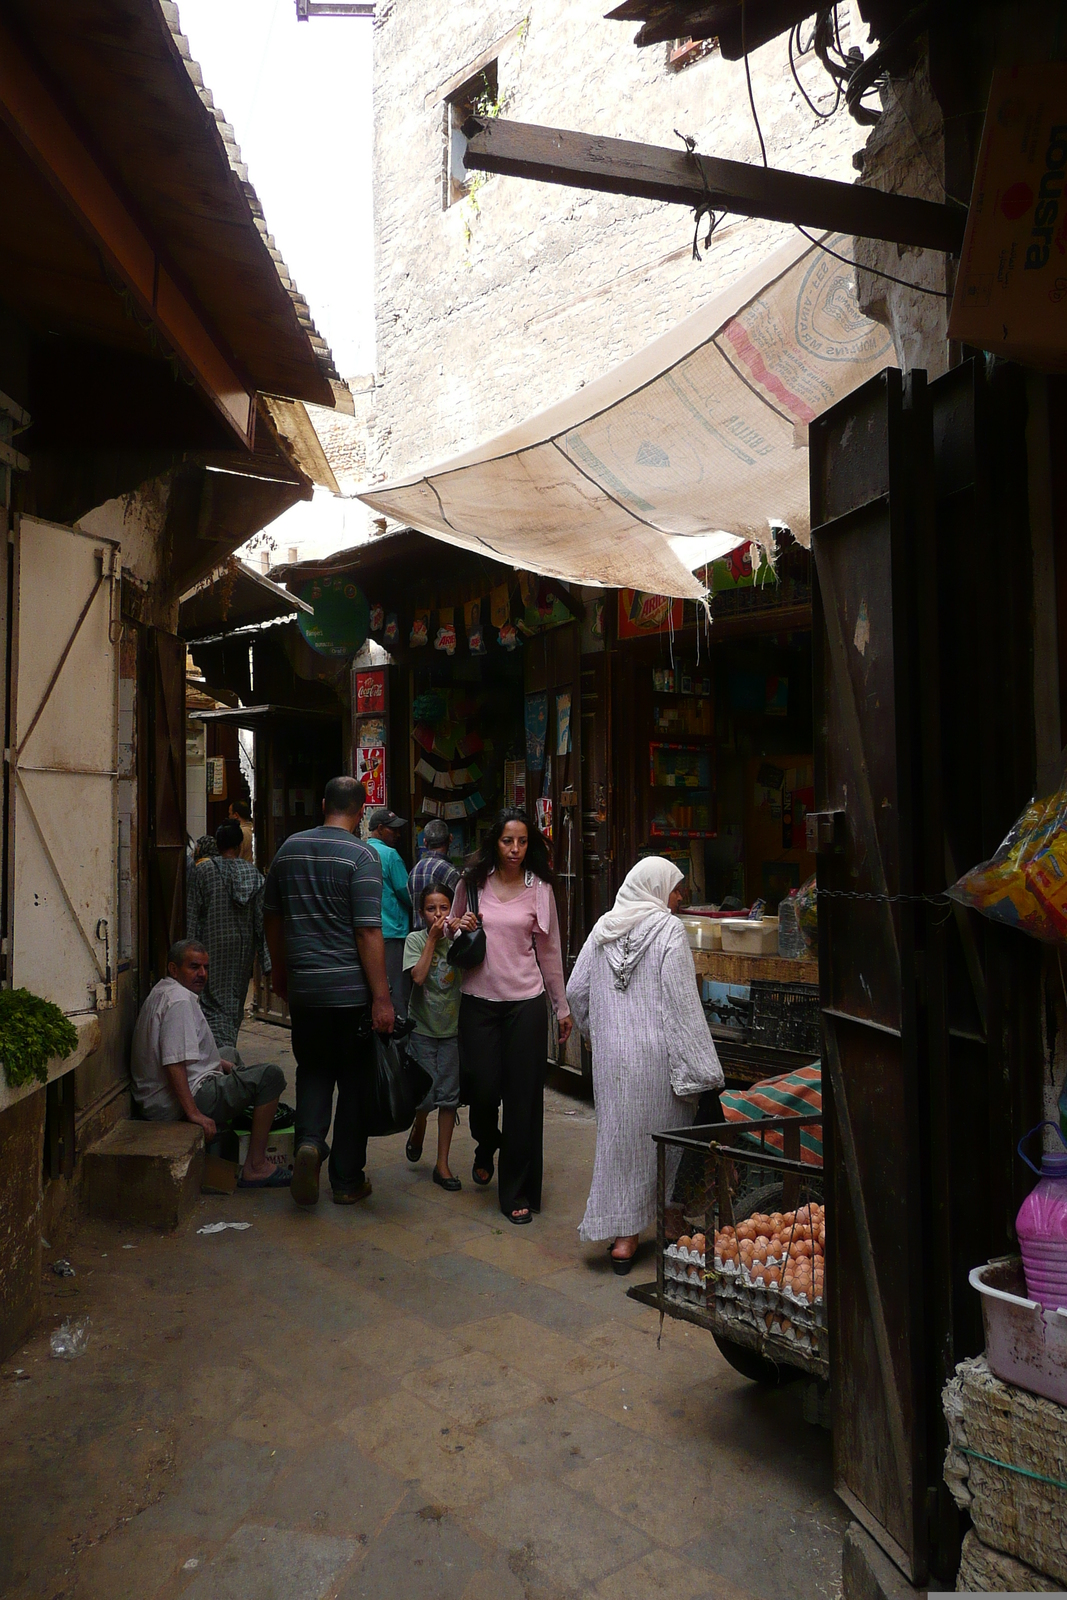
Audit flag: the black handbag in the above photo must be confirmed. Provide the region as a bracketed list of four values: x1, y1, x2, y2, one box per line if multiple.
[447, 879, 487, 970]
[363, 1021, 432, 1137]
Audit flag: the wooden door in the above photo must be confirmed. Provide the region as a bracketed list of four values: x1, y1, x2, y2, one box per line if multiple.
[9, 516, 119, 1014]
[580, 651, 613, 931]
[524, 623, 585, 965]
[810, 360, 1043, 1587]
[811, 368, 928, 1583]
[146, 629, 186, 985]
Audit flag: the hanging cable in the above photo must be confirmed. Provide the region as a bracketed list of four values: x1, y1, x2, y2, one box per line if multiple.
[794, 225, 949, 297]
[789, 22, 842, 120]
[735, 25, 951, 301]
[741, 0, 768, 168]
[675, 130, 721, 260]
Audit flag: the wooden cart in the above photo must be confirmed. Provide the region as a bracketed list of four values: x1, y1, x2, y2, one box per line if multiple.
[628, 1110, 827, 1385]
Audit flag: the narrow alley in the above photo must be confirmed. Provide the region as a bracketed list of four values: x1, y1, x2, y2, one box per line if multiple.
[1, 1025, 843, 1600]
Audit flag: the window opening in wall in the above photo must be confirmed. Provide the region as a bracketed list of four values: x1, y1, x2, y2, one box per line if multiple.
[445, 59, 498, 207]
[667, 35, 717, 70]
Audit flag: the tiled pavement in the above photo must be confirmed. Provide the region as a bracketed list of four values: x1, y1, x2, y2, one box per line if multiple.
[0, 1021, 846, 1600]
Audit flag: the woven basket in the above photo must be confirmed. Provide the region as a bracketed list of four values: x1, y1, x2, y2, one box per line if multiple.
[957, 1529, 1060, 1592]
[943, 1355, 1067, 1585]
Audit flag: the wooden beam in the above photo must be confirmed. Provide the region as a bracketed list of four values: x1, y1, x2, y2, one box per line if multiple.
[0, 15, 256, 448]
[463, 116, 965, 254]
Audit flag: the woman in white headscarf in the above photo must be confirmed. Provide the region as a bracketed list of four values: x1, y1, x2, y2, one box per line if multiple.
[567, 858, 723, 1273]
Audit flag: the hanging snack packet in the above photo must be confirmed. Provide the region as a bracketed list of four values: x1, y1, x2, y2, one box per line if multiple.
[947, 786, 1067, 942]
[796, 874, 818, 952]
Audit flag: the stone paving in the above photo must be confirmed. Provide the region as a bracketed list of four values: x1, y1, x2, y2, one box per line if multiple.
[0, 1020, 846, 1600]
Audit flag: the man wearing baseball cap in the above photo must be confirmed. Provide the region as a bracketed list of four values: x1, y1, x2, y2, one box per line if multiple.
[408, 818, 460, 930]
[365, 806, 412, 1009]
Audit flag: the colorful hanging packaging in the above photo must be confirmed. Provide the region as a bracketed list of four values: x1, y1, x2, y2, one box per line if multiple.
[464, 598, 486, 656]
[490, 582, 510, 629]
[369, 602, 385, 632]
[410, 609, 429, 648]
[498, 621, 519, 651]
[796, 874, 818, 952]
[947, 782, 1067, 941]
[384, 613, 399, 645]
[434, 607, 457, 655]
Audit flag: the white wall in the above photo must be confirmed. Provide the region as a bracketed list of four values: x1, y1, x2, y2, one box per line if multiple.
[372, 0, 865, 482]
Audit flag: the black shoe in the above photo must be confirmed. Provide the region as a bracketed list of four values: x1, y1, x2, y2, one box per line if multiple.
[471, 1157, 494, 1187]
[433, 1168, 462, 1192]
[611, 1254, 635, 1276]
[406, 1135, 423, 1163]
[290, 1143, 322, 1208]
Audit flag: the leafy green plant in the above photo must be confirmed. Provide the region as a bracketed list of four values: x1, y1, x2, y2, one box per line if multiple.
[0, 989, 78, 1089]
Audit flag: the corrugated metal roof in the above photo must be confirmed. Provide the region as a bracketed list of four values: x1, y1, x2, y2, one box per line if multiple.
[160, 0, 343, 391]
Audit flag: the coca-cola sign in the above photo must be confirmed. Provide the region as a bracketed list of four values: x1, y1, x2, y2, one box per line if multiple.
[355, 670, 386, 713]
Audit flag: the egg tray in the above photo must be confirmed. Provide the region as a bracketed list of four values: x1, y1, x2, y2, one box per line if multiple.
[664, 1279, 708, 1310]
[662, 1247, 825, 1325]
[714, 1293, 825, 1355]
[716, 1260, 826, 1325]
[660, 1260, 825, 1358]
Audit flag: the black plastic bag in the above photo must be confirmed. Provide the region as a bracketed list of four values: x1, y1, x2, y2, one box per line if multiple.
[363, 1029, 433, 1137]
[230, 1099, 295, 1134]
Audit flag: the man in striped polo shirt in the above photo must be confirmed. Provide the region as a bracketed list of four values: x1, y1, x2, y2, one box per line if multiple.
[407, 818, 460, 931]
[264, 776, 394, 1208]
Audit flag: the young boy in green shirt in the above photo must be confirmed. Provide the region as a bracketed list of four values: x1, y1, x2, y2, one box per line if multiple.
[403, 882, 474, 1191]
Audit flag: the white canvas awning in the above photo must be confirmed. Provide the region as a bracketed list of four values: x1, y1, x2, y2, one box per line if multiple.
[358, 232, 897, 600]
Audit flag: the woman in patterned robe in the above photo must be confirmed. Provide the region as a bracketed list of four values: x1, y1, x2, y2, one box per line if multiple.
[186, 819, 271, 1056]
[567, 858, 723, 1273]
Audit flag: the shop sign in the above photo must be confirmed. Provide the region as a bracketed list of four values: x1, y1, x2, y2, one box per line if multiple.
[617, 589, 684, 638]
[708, 541, 778, 593]
[298, 576, 370, 659]
[355, 746, 386, 807]
[949, 65, 1067, 369]
[355, 669, 386, 714]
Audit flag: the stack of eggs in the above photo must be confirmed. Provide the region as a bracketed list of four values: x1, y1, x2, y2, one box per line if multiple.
[713, 1202, 826, 1303]
[676, 1232, 706, 1288]
[661, 1232, 708, 1303]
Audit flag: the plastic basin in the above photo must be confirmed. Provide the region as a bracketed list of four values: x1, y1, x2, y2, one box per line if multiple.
[970, 1255, 1067, 1405]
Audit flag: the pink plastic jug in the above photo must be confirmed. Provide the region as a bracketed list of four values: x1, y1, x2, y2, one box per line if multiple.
[1016, 1122, 1067, 1311]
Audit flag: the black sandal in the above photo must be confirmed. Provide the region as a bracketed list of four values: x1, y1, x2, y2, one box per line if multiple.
[506, 1204, 533, 1226]
[471, 1158, 494, 1187]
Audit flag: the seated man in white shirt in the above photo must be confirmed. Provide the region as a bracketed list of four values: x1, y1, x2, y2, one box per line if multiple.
[131, 938, 289, 1189]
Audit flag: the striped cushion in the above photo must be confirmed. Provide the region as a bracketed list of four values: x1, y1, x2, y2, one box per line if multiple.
[719, 1064, 823, 1165]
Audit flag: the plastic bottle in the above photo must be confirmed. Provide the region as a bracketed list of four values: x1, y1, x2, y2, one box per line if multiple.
[1016, 1123, 1067, 1311]
[778, 891, 804, 958]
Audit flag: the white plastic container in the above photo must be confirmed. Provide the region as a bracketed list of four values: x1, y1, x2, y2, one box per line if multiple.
[970, 1255, 1067, 1406]
[721, 917, 779, 956]
[679, 915, 723, 951]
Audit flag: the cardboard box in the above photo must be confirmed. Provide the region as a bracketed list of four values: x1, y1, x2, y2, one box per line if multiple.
[237, 1126, 294, 1171]
[949, 65, 1067, 370]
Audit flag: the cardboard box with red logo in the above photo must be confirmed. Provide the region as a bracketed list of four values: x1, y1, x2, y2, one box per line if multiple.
[949, 65, 1067, 370]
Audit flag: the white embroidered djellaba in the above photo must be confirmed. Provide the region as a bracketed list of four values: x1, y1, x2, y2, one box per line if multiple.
[568, 913, 724, 1243]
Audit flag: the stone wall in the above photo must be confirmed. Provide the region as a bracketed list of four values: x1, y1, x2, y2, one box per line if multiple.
[371, 0, 868, 482]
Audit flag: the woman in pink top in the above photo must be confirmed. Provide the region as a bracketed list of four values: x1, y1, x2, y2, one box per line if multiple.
[452, 809, 572, 1225]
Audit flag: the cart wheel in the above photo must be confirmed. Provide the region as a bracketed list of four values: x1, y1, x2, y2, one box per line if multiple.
[711, 1332, 801, 1386]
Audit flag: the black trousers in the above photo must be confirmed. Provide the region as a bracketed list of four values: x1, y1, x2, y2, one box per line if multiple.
[459, 992, 548, 1215]
[289, 1004, 374, 1196]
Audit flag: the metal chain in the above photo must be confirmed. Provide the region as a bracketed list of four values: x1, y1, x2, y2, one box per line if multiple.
[815, 889, 950, 905]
